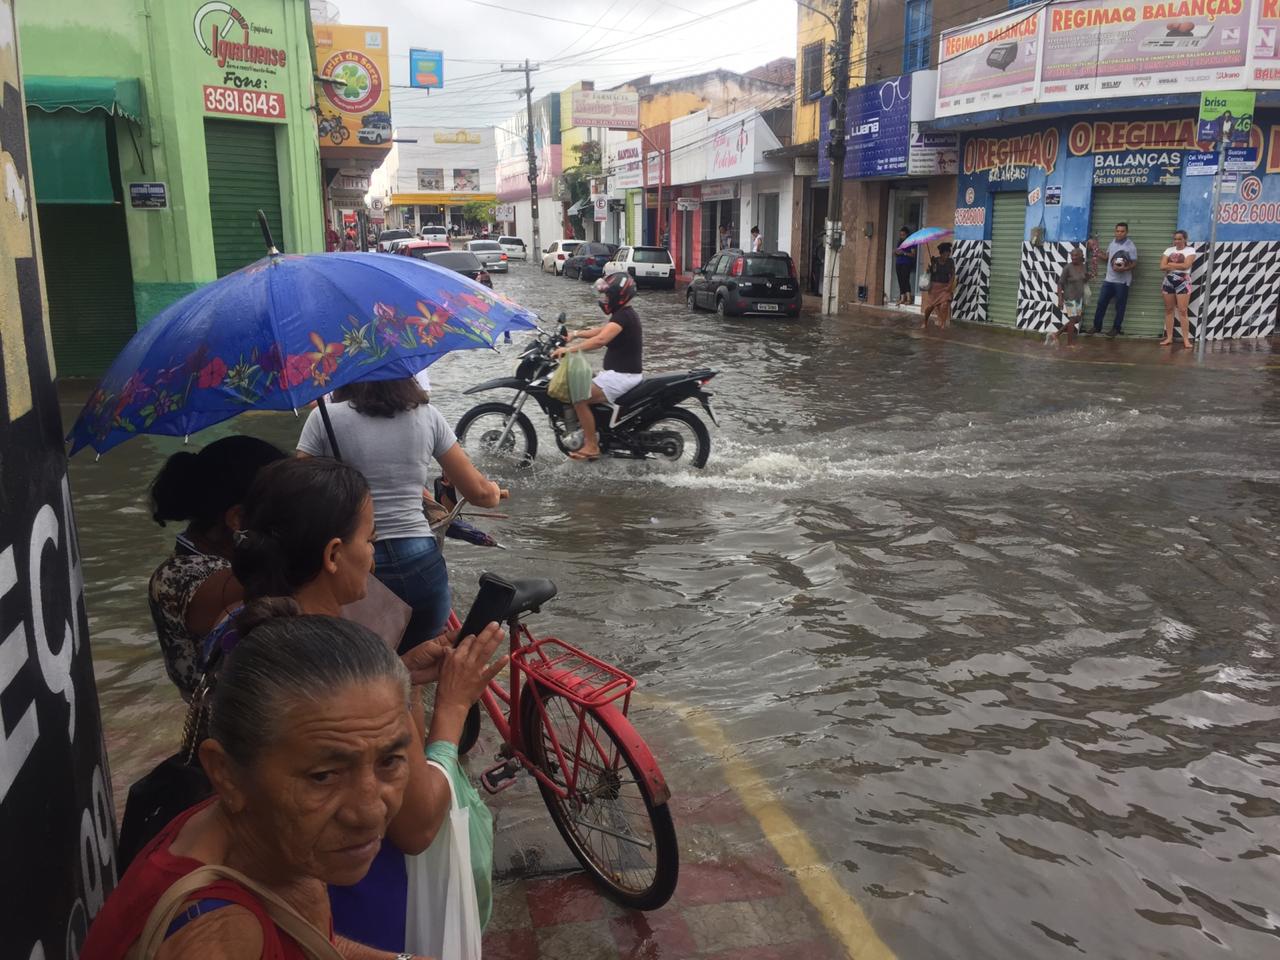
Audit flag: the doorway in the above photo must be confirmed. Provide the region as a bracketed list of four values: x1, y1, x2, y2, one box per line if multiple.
[758, 192, 780, 252]
[885, 188, 927, 306]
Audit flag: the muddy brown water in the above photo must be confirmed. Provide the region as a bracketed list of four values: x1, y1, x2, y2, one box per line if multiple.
[65, 264, 1280, 958]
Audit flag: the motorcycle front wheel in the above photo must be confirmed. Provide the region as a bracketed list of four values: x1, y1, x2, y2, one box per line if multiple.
[641, 407, 711, 469]
[456, 402, 538, 467]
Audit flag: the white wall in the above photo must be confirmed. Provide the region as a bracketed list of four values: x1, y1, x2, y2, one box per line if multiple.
[391, 127, 498, 194]
[738, 173, 794, 256]
[512, 196, 566, 250]
[669, 110, 709, 187]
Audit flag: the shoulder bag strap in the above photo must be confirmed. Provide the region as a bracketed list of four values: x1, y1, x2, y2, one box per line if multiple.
[128, 864, 343, 960]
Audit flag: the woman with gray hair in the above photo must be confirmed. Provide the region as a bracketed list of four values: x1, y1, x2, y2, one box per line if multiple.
[82, 602, 504, 959]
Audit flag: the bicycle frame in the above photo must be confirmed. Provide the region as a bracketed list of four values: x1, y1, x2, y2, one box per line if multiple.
[477, 619, 671, 806]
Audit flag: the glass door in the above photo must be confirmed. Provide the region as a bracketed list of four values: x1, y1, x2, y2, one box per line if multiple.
[885, 189, 927, 306]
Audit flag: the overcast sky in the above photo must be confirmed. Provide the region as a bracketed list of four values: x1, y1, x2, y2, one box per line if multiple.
[329, 0, 798, 135]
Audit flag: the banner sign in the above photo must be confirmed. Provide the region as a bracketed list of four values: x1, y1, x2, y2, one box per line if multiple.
[962, 127, 1060, 187]
[1040, 0, 1250, 102]
[1067, 118, 1196, 185]
[1198, 89, 1255, 143]
[1252, 1, 1280, 86]
[847, 76, 912, 178]
[409, 48, 443, 89]
[609, 141, 644, 189]
[908, 126, 959, 176]
[570, 90, 640, 130]
[194, 0, 290, 121]
[701, 181, 738, 201]
[706, 117, 754, 180]
[937, 7, 1042, 117]
[315, 24, 391, 151]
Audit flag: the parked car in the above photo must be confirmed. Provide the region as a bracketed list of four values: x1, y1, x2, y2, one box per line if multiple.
[420, 224, 449, 242]
[386, 237, 417, 254]
[397, 239, 452, 259]
[686, 249, 802, 318]
[416, 250, 493, 287]
[604, 246, 676, 287]
[375, 228, 412, 252]
[562, 242, 619, 281]
[466, 239, 509, 273]
[541, 239, 583, 275]
[498, 235, 527, 260]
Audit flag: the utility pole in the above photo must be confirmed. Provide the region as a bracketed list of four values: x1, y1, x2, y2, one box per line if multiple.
[822, 0, 854, 317]
[503, 60, 542, 257]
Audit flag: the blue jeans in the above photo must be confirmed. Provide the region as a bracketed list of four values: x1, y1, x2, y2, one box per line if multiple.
[1093, 281, 1130, 333]
[374, 537, 450, 655]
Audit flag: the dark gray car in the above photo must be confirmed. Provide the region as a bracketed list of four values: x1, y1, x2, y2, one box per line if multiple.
[465, 239, 509, 273]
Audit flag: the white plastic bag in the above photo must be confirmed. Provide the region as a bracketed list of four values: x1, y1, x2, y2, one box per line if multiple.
[403, 760, 483, 960]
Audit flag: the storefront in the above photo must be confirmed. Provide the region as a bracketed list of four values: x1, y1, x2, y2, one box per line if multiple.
[953, 114, 1278, 338]
[19, 0, 325, 375]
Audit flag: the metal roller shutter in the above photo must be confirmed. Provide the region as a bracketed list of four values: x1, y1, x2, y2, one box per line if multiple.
[39, 204, 136, 377]
[988, 193, 1024, 328]
[1088, 188, 1180, 338]
[205, 119, 284, 276]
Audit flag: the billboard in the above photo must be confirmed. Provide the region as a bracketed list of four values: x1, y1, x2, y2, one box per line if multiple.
[314, 24, 391, 150]
[937, 7, 1042, 117]
[409, 49, 443, 89]
[570, 90, 640, 129]
[1040, 0, 1250, 102]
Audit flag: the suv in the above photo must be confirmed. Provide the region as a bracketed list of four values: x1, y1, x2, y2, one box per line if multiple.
[604, 246, 675, 288]
[541, 239, 583, 275]
[562, 242, 618, 281]
[358, 115, 393, 145]
[686, 250, 801, 317]
[498, 236, 527, 260]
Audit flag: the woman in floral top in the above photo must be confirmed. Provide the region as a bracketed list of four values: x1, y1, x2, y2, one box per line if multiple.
[147, 435, 286, 699]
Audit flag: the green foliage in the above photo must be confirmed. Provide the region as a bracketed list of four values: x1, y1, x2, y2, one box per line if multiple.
[562, 140, 604, 238]
[462, 200, 492, 224]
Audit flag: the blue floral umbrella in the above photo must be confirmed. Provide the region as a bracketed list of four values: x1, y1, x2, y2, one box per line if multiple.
[67, 251, 539, 456]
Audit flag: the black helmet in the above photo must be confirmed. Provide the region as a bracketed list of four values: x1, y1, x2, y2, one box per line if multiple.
[593, 272, 636, 315]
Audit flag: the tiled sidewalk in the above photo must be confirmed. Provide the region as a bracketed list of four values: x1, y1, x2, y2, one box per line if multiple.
[471, 728, 851, 960]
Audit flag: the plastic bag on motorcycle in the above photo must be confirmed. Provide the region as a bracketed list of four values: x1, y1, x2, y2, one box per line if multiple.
[547, 352, 593, 403]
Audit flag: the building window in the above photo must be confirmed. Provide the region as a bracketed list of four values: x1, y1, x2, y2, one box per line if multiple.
[903, 0, 932, 73]
[802, 42, 825, 101]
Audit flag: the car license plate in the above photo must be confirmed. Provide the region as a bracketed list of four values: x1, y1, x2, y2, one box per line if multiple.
[755, 303, 779, 312]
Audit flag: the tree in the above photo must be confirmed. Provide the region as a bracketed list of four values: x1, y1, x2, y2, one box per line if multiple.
[462, 200, 492, 226]
[561, 140, 602, 240]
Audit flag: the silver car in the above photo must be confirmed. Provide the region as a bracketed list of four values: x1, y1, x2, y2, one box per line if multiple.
[465, 239, 509, 273]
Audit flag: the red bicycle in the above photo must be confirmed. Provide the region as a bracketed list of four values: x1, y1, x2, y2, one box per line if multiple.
[450, 572, 679, 910]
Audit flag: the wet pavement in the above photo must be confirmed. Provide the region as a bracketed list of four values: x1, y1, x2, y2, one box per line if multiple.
[63, 260, 1280, 959]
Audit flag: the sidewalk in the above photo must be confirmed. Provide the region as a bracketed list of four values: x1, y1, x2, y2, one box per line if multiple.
[808, 297, 1280, 373]
[471, 704, 886, 960]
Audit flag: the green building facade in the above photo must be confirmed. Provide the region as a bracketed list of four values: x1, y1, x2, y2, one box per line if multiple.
[19, 0, 325, 375]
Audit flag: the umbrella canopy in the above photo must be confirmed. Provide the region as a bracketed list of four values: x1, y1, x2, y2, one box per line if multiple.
[897, 226, 953, 251]
[68, 252, 538, 455]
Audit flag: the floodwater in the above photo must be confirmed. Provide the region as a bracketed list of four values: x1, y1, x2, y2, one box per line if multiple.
[64, 262, 1280, 958]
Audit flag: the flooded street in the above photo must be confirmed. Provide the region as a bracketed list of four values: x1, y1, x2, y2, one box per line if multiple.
[64, 263, 1280, 959]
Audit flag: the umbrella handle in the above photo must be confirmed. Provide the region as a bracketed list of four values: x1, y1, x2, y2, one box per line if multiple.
[258, 209, 280, 255]
[317, 395, 343, 461]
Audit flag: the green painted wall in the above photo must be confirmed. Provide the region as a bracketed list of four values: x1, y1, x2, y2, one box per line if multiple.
[19, 0, 324, 326]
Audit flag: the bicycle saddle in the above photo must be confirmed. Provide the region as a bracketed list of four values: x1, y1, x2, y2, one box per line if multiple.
[458, 573, 558, 641]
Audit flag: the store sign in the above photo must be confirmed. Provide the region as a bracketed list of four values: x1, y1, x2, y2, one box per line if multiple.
[676, 197, 699, 211]
[409, 48, 443, 89]
[706, 118, 753, 179]
[701, 181, 738, 201]
[954, 206, 986, 226]
[937, 7, 1042, 117]
[335, 174, 369, 192]
[963, 128, 1059, 185]
[195, 1, 289, 120]
[494, 203, 515, 221]
[610, 142, 644, 190]
[435, 130, 482, 144]
[570, 90, 640, 130]
[646, 149, 664, 186]
[314, 24, 391, 150]
[1067, 119, 1194, 186]
[908, 127, 959, 176]
[820, 76, 912, 180]
[128, 181, 168, 209]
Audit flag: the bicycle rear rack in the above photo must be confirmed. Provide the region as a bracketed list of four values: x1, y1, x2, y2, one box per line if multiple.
[513, 637, 636, 712]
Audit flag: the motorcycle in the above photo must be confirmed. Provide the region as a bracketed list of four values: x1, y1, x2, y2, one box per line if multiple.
[456, 317, 719, 468]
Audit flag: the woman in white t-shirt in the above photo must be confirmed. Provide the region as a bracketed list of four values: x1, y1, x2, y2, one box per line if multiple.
[1159, 229, 1196, 347]
[297, 378, 506, 651]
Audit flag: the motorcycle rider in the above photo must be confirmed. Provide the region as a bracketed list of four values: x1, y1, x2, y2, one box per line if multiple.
[552, 272, 643, 462]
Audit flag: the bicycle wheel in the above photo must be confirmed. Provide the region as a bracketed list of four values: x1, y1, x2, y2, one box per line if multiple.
[521, 687, 678, 909]
[457, 702, 482, 756]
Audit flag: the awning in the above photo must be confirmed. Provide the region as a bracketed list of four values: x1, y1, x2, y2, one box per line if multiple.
[25, 76, 144, 125]
[28, 111, 115, 204]
[566, 198, 591, 215]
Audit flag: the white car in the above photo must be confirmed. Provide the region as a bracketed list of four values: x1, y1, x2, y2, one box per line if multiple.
[604, 245, 676, 287]
[375, 228, 413, 252]
[420, 225, 449, 242]
[541, 239, 583, 275]
[466, 239, 509, 273]
[498, 235, 528, 261]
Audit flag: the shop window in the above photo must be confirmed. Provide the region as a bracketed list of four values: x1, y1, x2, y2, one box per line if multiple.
[903, 0, 932, 73]
[802, 42, 825, 101]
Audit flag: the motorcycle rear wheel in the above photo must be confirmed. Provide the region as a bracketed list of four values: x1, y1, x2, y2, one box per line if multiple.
[456, 402, 538, 467]
[642, 407, 711, 469]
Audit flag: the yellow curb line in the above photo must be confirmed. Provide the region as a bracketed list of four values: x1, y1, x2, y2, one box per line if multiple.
[671, 703, 897, 960]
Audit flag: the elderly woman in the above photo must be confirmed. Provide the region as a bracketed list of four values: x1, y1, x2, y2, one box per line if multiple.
[225, 456, 497, 952]
[82, 604, 504, 959]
